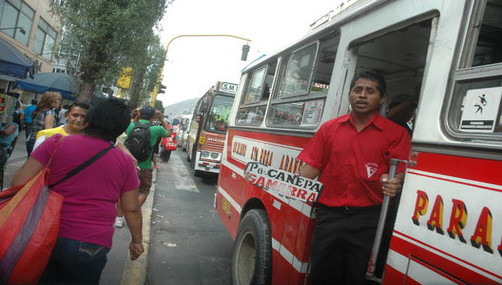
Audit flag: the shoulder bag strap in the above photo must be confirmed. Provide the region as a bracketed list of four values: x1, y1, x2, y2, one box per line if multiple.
[49, 143, 115, 188]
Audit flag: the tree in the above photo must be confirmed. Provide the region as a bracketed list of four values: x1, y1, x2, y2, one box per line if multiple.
[53, 0, 167, 104]
[126, 35, 166, 109]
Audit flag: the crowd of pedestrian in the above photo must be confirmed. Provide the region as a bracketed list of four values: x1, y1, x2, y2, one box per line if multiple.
[0, 91, 172, 284]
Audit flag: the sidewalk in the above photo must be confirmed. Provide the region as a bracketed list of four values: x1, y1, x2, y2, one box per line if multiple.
[3, 132, 154, 285]
[100, 170, 157, 285]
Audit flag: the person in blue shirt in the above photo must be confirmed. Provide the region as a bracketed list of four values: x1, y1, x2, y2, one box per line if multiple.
[0, 121, 19, 146]
[23, 99, 37, 139]
[0, 117, 19, 170]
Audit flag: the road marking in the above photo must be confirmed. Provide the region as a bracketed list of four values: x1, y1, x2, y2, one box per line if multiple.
[168, 154, 199, 193]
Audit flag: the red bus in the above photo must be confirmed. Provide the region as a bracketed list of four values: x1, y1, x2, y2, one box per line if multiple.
[186, 81, 237, 176]
[215, 0, 502, 284]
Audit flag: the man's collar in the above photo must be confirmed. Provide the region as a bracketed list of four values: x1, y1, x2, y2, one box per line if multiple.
[346, 112, 385, 131]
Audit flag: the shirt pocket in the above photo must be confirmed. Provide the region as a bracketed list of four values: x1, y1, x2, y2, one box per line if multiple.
[360, 150, 390, 189]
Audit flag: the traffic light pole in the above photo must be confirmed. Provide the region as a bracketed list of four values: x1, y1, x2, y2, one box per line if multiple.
[150, 70, 165, 107]
[165, 34, 251, 58]
[151, 34, 251, 107]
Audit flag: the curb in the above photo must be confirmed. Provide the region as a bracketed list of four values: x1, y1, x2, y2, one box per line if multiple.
[120, 168, 157, 285]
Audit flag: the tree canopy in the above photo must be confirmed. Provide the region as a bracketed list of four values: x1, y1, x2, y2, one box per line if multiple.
[53, 0, 167, 106]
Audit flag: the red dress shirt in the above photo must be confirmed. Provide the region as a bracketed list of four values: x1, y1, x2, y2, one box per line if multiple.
[298, 113, 411, 207]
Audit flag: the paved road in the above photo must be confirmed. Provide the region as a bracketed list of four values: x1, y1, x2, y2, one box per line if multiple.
[147, 150, 233, 284]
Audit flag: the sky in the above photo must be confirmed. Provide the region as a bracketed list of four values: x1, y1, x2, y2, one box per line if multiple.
[157, 0, 341, 106]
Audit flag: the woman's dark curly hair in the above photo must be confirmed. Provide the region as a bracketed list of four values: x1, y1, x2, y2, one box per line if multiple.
[84, 99, 130, 141]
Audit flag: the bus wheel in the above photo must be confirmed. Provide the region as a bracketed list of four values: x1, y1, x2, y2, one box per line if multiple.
[232, 209, 272, 285]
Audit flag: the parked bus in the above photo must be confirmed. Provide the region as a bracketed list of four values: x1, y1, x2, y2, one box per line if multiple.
[215, 0, 502, 284]
[186, 81, 237, 176]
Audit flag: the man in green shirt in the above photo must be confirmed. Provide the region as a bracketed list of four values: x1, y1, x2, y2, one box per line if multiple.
[126, 106, 170, 206]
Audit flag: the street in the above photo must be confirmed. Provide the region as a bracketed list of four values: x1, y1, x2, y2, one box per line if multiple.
[147, 149, 233, 284]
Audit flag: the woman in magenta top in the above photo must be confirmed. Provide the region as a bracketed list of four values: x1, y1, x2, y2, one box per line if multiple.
[12, 99, 143, 284]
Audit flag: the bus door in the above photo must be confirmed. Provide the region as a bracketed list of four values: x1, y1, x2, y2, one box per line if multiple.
[346, 16, 435, 279]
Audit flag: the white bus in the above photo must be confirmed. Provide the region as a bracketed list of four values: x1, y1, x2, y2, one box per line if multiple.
[215, 0, 502, 284]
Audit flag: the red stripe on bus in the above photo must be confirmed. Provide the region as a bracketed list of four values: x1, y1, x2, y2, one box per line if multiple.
[390, 231, 500, 283]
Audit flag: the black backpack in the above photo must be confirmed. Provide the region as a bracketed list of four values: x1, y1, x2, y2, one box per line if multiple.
[125, 122, 153, 162]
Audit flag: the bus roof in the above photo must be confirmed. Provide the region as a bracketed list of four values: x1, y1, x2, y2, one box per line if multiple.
[241, 0, 387, 73]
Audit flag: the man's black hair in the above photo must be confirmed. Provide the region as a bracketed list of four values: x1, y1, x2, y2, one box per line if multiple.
[84, 98, 130, 142]
[350, 71, 386, 97]
[68, 102, 90, 112]
[31, 99, 38, 105]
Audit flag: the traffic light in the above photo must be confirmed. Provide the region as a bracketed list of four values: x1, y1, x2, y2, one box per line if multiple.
[241, 44, 250, 61]
[158, 84, 166, 94]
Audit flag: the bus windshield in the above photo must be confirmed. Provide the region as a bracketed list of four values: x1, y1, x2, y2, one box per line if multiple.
[205, 94, 233, 133]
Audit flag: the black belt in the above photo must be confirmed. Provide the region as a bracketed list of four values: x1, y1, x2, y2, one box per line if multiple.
[317, 204, 381, 215]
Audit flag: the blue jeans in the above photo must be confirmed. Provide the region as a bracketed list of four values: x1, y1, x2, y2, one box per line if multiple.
[39, 237, 110, 284]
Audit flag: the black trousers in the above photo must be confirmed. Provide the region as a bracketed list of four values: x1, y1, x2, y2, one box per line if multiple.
[309, 205, 381, 285]
[160, 149, 171, 162]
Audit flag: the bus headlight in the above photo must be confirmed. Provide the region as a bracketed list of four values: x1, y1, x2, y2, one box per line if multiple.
[201, 151, 210, 158]
[210, 152, 219, 159]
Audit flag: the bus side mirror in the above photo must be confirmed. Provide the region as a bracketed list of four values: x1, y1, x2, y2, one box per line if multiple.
[241, 44, 250, 61]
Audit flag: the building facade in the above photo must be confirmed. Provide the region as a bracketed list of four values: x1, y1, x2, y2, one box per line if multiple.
[0, 0, 62, 74]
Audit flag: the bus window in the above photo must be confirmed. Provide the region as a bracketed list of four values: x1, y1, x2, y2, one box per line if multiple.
[449, 0, 502, 136]
[277, 43, 318, 98]
[268, 31, 339, 129]
[471, 0, 502, 67]
[236, 61, 277, 125]
[243, 66, 267, 104]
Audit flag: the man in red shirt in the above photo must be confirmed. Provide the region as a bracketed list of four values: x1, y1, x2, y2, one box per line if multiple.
[298, 71, 411, 284]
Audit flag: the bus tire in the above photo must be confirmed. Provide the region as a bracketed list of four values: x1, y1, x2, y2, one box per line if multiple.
[232, 209, 272, 285]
